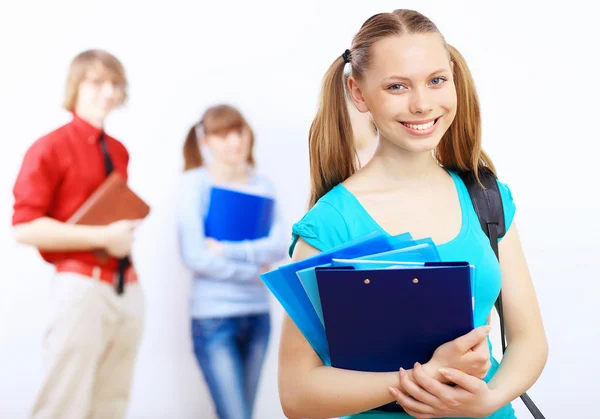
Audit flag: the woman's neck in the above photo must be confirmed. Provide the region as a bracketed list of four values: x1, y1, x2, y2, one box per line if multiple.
[208, 162, 251, 185]
[356, 135, 379, 168]
[364, 139, 443, 187]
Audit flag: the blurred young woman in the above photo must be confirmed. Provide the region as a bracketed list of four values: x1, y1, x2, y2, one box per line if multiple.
[177, 104, 287, 419]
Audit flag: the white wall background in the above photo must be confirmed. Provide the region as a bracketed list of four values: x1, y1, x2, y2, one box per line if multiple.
[0, 1, 598, 418]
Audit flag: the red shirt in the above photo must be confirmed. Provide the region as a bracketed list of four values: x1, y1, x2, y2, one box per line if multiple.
[12, 113, 129, 270]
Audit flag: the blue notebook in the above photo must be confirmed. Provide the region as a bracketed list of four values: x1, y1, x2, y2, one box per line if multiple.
[315, 262, 474, 373]
[204, 187, 274, 241]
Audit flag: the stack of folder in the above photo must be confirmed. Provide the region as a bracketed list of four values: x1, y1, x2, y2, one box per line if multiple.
[260, 231, 476, 377]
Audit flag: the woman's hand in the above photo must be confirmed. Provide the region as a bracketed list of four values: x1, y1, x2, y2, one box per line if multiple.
[423, 325, 492, 382]
[205, 238, 224, 256]
[390, 363, 499, 418]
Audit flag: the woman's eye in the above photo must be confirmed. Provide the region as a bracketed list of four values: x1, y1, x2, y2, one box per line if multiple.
[388, 83, 406, 91]
[430, 77, 447, 86]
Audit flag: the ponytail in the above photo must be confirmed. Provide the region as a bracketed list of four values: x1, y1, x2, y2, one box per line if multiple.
[183, 125, 203, 171]
[436, 44, 496, 182]
[308, 56, 357, 208]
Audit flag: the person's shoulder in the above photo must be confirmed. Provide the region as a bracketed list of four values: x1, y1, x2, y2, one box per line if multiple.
[452, 168, 517, 236]
[180, 166, 210, 184]
[175, 167, 212, 208]
[23, 122, 72, 159]
[298, 190, 348, 230]
[495, 177, 516, 233]
[104, 133, 128, 155]
[477, 168, 517, 229]
[494, 178, 514, 203]
[289, 185, 350, 256]
[250, 170, 277, 190]
[451, 168, 515, 203]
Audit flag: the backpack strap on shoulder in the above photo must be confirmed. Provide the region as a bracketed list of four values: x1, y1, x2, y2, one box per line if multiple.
[459, 166, 506, 247]
[458, 167, 546, 419]
[459, 167, 506, 349]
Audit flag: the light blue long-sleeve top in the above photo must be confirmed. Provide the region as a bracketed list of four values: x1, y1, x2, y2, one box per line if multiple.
[176, 167, 288, 319]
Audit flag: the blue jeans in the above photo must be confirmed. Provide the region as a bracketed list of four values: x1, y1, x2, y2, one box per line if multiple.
[192, 313, 271, 419]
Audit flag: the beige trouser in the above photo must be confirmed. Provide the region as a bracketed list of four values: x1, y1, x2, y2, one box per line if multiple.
[30, 271, 145, 419]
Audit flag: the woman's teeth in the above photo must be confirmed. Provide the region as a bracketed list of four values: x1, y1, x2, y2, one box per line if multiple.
[401, 120, 435, 130]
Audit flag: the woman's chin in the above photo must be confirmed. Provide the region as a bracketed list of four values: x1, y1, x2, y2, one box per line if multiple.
[392, 137, 443, 155]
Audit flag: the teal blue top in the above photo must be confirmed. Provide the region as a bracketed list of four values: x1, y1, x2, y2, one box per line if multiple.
[289, 170, 517, 419]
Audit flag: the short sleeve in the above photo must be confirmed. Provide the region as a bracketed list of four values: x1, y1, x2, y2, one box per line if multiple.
[289, 201, 349, 257]
[496, 180, 516, 240]
[12, 140, 61, 225]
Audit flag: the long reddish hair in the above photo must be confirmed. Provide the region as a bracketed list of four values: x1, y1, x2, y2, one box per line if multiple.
[183, 104, 256, 171]
[308, 9, 495, 207]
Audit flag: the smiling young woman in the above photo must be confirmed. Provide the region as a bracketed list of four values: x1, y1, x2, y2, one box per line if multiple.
[279, 9, 547, 419]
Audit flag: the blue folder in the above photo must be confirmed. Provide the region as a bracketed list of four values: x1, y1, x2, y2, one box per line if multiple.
[204, 187, 274, 241]
[315, 262, 474, 373]
[260, 231, 413, 364]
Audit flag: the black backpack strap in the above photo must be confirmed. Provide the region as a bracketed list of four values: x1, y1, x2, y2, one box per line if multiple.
[459, 167, 506, 346]
[459, 167, 506, 242]
[459, 168, 545, 419]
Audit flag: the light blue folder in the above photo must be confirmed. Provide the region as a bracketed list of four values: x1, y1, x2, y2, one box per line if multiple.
[353, 238, 441, 262]
[296, 240, 442, 327]
[260, 231, 412, 364]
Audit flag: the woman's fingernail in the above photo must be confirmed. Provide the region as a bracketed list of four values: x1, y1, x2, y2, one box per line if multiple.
[389, 387, 399, 397]
[439, 368, 451, 377]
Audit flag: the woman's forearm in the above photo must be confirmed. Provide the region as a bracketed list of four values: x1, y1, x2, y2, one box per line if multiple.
[487, 335, 548, 411]
[282, 366, 399, 419]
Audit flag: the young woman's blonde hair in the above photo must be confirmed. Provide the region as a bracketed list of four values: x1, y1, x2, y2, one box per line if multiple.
[63, 49, 128, 111]
[308, 9, 496, 208]
[183, 104, 256, 171]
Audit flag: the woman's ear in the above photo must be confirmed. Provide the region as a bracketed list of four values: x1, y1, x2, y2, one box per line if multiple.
[348, 76, 369, 113]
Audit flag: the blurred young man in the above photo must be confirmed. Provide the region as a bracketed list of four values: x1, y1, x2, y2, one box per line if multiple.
[12, 49, 144, 419]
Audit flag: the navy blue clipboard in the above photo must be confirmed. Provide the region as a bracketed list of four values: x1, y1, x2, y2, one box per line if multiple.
[316, 262, 474, 372]
[316, 262, 474, 413]
[204, 187, 275, 241]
